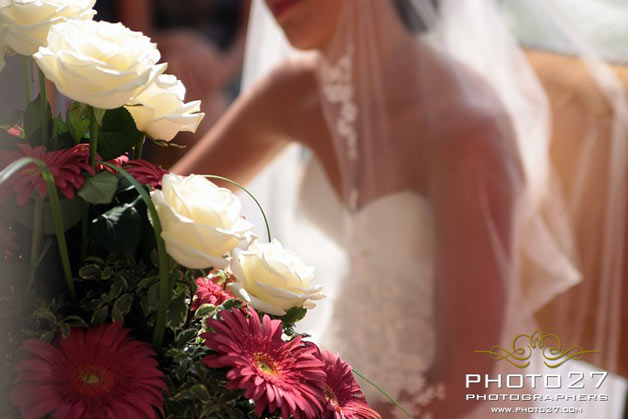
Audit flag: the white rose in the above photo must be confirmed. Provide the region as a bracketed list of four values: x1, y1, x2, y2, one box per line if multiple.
[229, 239, 325, 316]
[150, 174, 254, 269]
[126, 74, 205, 141]
[33, 20, 166, 109]
[0, 0, 95, 56]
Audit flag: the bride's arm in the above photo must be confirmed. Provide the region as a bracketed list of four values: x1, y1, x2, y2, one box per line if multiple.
[171, 61, 307, 182]
[425, 116, 521, 418]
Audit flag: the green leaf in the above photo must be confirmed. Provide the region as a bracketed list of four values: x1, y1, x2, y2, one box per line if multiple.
[80, 298, 102, 311]
[108, 281, 124, 300]
[91, 306, 108, 325]
[280, 306, 308, 325]
[167, 289, 188, 330]
[189, 384, 210, 401]
[48, 115, 74, 151]
[23, 94, 52, 146]
[138, 295, 148, 318]
[96, 107, 142, 160]
[40, 330, 56, 343]
[84, 256, 105, 265]
[194, 304, 216, 318]
[78, 171, 119, 205]
[137, 276, 157, 291]
[0, 196, 82, 234]
[112, 293, 134, 320]
[66, 102, 89, 143]
[33, 307, 57, 327]
[176, 328, 198, 348]
[91, 202, 140, 254]
[78, 264, 102, 280]
[52, 115, 68, 136]
[59, 322, 71, 338]
[219, 299, 243, 311]
[63, 315, 89, 328]
[100, 266, 113, 280]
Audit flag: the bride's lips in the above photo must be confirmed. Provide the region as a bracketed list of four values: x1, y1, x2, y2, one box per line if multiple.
[268, 0, 301, 20]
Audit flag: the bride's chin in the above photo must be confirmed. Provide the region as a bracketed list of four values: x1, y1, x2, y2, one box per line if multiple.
[269, 0, 342, 51]
[281, 25, 333, 51]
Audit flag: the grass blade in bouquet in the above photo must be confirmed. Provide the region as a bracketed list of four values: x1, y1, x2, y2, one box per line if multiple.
[205, 174, 272, 242]
[0, 157, 74, 299]
[101, 162, 170, 350]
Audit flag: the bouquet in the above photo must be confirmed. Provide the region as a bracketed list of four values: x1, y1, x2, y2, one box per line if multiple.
[0, 1, 385, 418]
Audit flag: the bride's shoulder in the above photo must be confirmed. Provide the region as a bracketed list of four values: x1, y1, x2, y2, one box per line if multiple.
[250, 54, 319, 100]
[422, 94, 522, 185]
[420, 56, 517, 161]
[237, 54, 321, 137]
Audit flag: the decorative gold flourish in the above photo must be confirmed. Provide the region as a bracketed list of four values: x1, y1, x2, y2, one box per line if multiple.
[474, 331, 599, 369]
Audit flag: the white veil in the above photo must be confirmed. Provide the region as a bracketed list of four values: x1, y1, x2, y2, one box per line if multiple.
[238, 0, 628, 417]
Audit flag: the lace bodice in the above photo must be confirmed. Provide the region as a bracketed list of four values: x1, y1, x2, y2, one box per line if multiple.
[299, 160, 444, 418]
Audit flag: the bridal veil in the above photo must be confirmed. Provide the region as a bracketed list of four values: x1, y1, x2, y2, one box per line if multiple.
[238, 0, 628, 417]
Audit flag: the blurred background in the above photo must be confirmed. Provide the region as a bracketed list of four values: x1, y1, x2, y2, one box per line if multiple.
[1, 0, 628, 416]
[2, 0, 626, 166]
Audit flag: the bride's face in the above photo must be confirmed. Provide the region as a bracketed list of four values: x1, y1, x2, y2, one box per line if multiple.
[264, 0, 342, 50]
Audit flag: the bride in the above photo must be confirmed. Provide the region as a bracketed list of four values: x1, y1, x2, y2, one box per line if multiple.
[173, 0, 628, 417]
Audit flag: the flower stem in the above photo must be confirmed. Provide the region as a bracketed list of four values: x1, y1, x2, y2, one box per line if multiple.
[83, 107, 101, 261]
[22, 56, 32, 103]
[80, 201, 89, 261]
[134, 135, 145, 160]
[29, 196, 44, 274]
[38, 69, 48, 142]
[89, 107, 100, 168]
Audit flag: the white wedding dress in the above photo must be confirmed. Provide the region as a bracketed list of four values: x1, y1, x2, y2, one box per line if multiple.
[297, 159, 443, 418]
[289, 158, 628, 419]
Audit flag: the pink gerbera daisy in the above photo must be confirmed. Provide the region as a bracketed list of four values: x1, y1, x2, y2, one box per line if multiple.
[191, 276, 233, 310]
[316, 348, 381, 419]
[11, 323, 166, 419]
[101, 154, 129, 174]
[0, 143, 93, 205]
[124, 159, 168, 189]
[202, 308, 326, 419]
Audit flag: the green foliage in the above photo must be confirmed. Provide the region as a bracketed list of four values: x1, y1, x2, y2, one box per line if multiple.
[161, 304, 281, 419]
[23, 95, 52, 147]
[280, 306, 308, 325]
[167, 287, 188, 330]
[66, 102, 90, 143]
[163, 347, 275, 418]
[77, 253, 152, 326]
[78, 172, 119, 205]
[96, 107, 142, 160]
[0, 196, 82, 234]
[49, 115, 75, 151]
[90, 201, 141, 254]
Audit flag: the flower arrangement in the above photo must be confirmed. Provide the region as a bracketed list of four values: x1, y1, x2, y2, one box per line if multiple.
[0, 1, 384, 418]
